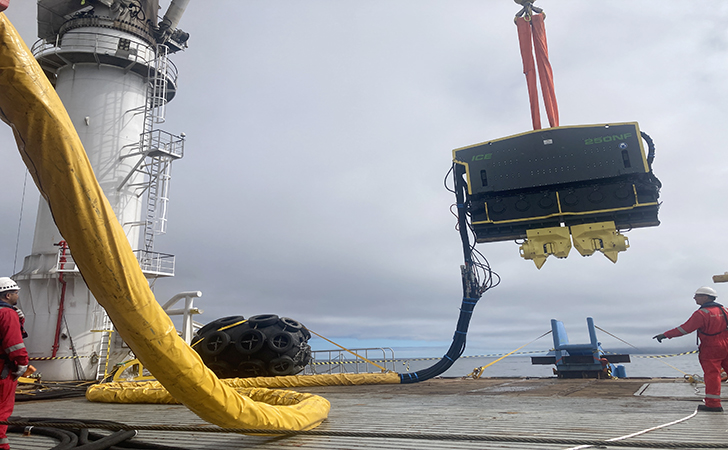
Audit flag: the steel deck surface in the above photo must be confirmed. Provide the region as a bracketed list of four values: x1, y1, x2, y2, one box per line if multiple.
[9, 378, 728, 449]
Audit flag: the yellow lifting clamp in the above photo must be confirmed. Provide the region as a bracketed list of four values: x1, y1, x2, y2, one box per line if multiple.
[571, 221, 629, 263]
[519, 226, 571, 269]
[519, 221, 630, 268]
[713, 272, 728, 283]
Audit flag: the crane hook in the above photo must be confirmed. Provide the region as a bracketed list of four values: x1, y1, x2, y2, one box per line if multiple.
[514, 0, 543, 20]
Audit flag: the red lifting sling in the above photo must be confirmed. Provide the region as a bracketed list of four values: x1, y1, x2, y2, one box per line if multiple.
[516, 12, 559, 130]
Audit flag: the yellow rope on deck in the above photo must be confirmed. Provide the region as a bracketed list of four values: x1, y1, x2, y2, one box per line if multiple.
[467, 330, 551, 379]
[308, 330, 389, 372]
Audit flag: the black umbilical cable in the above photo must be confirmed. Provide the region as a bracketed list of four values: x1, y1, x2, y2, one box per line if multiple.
[640, 131, 662, 193]
[75, 430, 137, 449]
[400, 164, 483, 383]
[7, 425, 77, 449]
[86, 430, 189, 449]
[640, 131, 655, 168]
[7, 417, 187, 449]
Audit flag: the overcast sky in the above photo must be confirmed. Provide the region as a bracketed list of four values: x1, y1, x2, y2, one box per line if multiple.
[2, 1, 728, 361]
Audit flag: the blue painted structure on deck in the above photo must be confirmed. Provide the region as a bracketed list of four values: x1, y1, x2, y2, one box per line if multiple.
[532, 317, 629, 378]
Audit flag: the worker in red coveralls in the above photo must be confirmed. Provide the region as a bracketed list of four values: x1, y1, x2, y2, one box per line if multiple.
[0, 277, 28, 449]
[653, 286, 728, 412]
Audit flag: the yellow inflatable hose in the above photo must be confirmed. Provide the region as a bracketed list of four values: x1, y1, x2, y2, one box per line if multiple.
[0, 13, 341, 431]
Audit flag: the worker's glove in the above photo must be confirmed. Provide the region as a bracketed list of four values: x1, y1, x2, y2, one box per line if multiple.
[653, 334, 666, 343]
[11, 365, 28, 380]
[13, 306, 24, 321]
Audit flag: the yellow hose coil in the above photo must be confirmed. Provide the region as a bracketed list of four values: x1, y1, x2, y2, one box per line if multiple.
[87, 373, 402, 404]
[0, 13, 331, 431]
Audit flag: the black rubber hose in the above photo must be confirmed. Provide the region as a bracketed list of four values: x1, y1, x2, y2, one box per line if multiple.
[639, 131, 662, 192]
[91, 430, 190, 449]
[7, 425, 78, 449]
[400, 164, 479, 384]
[640, 131, 655, 168]
[75, 430, 137, 450]
[8, 416, 189, 450]
[16, 385, 87, 402]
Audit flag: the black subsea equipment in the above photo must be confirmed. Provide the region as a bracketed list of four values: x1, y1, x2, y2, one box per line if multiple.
[452, 122, 661, 269]
[401, 5, 663, 382]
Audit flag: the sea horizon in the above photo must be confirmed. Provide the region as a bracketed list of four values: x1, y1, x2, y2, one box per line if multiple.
[308, 351, 703, 379]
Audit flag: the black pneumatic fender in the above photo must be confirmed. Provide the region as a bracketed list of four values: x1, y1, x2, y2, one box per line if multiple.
[267, 331, 295, 353]
[268, 356, 295, 376]
[280, 317, 303, 331]
[196, 315, 245, 337]
[198, 331, 230, 357]
[248, 314, 279, 328]
[193, 315, 311, 378]
[235, 329, 266, 354]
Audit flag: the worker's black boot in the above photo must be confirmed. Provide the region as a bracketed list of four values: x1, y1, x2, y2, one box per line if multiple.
[697, 404, 724, 412]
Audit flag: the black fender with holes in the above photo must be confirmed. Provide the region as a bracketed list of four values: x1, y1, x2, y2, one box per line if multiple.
[193, 314, 311, 378]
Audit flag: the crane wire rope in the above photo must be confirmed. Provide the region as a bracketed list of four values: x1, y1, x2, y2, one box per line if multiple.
[4, 416, 725, 449]
[12, 168, 28, 274]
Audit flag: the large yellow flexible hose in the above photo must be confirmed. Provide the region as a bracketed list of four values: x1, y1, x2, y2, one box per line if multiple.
[0, 13, 331, 431]
[87, 373, 401, 404]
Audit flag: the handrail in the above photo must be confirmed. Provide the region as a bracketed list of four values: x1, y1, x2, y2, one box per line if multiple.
[306, 347, 396, 374]
[53, 247, 175, 277]
[161, 291, 203, 344]
[31, 30, 179, 85]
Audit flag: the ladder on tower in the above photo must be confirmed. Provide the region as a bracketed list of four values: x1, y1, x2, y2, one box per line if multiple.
[117, 44, 184, 256]
[149, 44, 169, 124]
[141, 44, 171, 252]
[140, 157, 173, 250]
[95, 312, 114, 381]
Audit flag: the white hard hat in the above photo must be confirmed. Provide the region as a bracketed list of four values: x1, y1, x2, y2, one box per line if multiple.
[0, 277, 19, 294]
[695, 286, 718, 298]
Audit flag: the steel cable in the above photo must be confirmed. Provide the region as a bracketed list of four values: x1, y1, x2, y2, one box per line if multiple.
[4, 419, 728, 449]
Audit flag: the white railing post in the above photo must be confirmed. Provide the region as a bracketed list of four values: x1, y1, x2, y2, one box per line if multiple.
[161, 291, 203, 344]
[182, 294, 195, 343]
